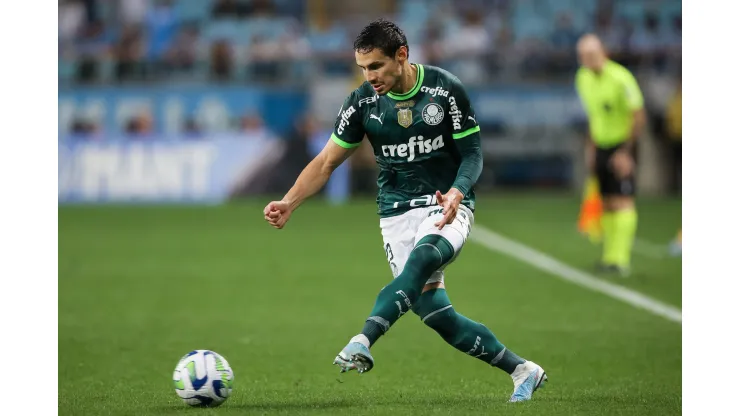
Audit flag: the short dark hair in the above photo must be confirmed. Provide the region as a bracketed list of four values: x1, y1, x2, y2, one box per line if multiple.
[353, 18, 408, 58]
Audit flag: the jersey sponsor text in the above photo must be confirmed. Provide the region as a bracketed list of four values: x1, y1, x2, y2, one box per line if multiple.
[380, 135, 444, 162]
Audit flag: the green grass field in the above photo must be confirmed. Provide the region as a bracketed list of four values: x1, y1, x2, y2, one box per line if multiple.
[59, 194, 681, 415]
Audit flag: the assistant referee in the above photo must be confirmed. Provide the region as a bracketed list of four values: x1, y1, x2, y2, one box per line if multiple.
[575, 34, 646, 276]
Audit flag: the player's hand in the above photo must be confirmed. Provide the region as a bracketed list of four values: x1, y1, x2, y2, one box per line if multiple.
[263, 200, 293, 229]
[586, 149, 596, 174]
[434, 188, 463, 230]
[610, 149, 634, 179]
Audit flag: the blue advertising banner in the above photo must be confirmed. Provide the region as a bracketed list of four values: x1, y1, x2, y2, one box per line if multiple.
[58, 86, 307, 137]
[58, 137, 285, 204]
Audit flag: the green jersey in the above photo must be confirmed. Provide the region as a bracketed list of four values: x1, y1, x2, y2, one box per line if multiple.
[330, 64, 483, 218]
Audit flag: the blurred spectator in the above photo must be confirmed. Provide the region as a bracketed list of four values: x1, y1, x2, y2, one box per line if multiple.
[75, 20, 112, 83]
[250, 0, 278, 17]
[239, 113, 274, 141]
[118, 0, 150, 26]
[280, 21, 311, 61]
[629, 12, 663, 54]
[665, 15, 681, 57]
[210, 40, 234, 81]
[69, 117, 101, 141]
[550, 13, 580, 51]
[251, 20, 312, 80]
[115, 25, 147, 82]
[183, 118, 204, 140]
[211, 0, 250, 19]
[249, 35, 282, 81]
[548, 13, 581, 73]
[145, 0, 179, 73]
[125, 111, 155, 138]
[308, 17, 352, 74]
[593, 10, 628, 57]
[442, 9, 490, 83]
[59, 0, 86, 43]
[417, 24, 444, 66]
[445, 10, 490, 59]
[164, 24, 201, 72]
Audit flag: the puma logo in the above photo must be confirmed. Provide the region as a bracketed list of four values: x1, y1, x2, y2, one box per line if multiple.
[466, 336, 488, 358]
[370, 113, 384, 125]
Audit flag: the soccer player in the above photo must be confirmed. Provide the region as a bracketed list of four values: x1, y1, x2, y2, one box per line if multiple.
[575, 34, 646, 277]
[263, 19, 546, 403]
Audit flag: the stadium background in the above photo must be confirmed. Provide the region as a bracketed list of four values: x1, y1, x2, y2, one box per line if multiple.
[58, 1, 682, 414]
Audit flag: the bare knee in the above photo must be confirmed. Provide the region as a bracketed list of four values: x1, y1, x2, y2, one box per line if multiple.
[422, 282, 445, 293]
[604, 195, 635, 211]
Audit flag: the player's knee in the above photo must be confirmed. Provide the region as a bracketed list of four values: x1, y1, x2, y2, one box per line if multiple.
[409, 235, 455, 269]
[604, 195, 635, 211]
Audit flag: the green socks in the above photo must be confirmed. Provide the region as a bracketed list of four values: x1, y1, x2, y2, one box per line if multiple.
[359, 236, 527, 375]
[601, 211, 616, 264]
[612, 209, 637, 268]
[602, 209, 638, 268]
[414, 289, 525, 374]
[362, 235, 455, 346]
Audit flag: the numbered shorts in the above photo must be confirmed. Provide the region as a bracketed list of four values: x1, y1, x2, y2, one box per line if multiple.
[379, 204, 474, 284]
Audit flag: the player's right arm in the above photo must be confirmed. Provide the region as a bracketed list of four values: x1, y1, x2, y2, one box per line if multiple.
[264, 92, 366, 229]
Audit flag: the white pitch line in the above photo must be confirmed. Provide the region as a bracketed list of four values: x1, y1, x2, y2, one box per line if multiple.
[470, 226, 682, 324]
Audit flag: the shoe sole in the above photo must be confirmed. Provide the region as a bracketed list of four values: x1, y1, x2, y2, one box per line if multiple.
[333, 352, 374, 374]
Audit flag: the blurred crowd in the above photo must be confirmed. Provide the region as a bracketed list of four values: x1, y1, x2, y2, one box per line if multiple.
[59, 0, 681, 85]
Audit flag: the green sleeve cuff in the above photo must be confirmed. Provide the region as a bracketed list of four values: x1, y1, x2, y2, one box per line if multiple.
[453, 126, 480, 140]
[331, 133, 362, 149]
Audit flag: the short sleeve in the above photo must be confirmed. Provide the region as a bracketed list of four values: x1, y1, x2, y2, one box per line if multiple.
[447, 77, 481, 140]
[621, 70, 644, 111]
[331, 91, 365, 149]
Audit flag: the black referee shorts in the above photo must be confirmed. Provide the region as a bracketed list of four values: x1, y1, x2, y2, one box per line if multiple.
[596, 143, 636, 197]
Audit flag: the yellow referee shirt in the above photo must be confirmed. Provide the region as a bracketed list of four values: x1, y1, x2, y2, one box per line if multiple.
[575, 60, 644, 148]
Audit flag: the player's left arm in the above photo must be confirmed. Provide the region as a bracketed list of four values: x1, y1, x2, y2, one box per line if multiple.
[435, 77, 483, 229]
[622, 70, 646, 153]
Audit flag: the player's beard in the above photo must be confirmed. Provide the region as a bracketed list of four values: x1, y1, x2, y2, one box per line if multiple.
[378, 73, 402, 96]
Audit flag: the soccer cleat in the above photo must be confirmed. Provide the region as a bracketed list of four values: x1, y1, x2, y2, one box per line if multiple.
[509, 361, 547, 402]
[595, 262, 630, 278]
[332, 342, 374, 374]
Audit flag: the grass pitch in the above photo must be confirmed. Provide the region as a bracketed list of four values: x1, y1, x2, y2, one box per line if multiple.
[59, 194, 681, 415]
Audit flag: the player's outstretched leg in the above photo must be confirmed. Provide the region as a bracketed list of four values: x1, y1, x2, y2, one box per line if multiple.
[332, 234, 453, 374]
[413, 288, 547, 402]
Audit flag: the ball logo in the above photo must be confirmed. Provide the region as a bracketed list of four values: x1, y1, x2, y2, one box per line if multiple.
[422, 103, 444, 126]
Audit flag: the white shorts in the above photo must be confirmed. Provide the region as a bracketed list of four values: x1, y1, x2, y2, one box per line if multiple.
[379, 204, 474, 284]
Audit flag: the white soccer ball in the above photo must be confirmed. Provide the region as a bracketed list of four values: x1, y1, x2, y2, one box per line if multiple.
[172, 350, 234, 407]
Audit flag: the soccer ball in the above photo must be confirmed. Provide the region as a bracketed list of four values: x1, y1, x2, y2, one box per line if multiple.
[172, 350, 234, 407]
